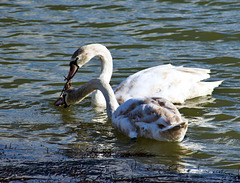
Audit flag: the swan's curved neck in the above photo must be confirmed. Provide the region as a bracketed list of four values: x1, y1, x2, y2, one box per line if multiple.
[70, 79, 119, 119]
[98, 50, 113, 83]
[83, 44, 113, 83]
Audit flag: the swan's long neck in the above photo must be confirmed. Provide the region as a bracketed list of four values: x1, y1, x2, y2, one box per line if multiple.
[83, 44, 113, 83]
[98, 49, 113, 83]
[93, 79, 119, 118]
[68, 79, 119, 119]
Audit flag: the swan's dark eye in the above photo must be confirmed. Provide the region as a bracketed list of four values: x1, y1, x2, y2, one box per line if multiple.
[74, 57, 78, 63]
[63, 94, 69, 108]
[69, 59, 77, 67]
[62, 94, 67, 103]
[69, 57, 79, 66]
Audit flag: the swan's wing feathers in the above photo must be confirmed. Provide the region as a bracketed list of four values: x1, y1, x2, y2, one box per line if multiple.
[115, 65, 211, 93]
[175, 66, 210, 81]
[115, 97, 181, 126]
[114, 65, 219, 104]
[113, 97, 187, 141]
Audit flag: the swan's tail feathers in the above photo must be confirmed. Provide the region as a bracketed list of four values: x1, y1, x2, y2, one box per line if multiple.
[198, 80, 223, 96]
[211, 80, 223, 88]
[161, 121, 188, 142]
[187, 80, 223, 100]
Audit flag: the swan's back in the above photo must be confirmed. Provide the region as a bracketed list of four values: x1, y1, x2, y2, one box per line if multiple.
[114, 64, 222, 104]
[113, 97, 188, 141]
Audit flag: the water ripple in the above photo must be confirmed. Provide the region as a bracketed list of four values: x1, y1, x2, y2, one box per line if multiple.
[0, 0, 239, 179]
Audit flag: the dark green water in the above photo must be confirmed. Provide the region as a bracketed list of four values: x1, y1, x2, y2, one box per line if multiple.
[0, 0, 240, 181]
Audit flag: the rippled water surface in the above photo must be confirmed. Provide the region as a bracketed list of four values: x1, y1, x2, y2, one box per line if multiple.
[1, 0, 240, 181]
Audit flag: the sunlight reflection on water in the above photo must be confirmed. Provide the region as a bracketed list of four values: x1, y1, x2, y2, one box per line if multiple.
[0, 0, 240, 181]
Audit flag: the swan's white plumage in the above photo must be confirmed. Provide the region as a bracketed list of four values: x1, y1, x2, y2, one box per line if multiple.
[68, 44, 222, 107]
[114, 64, 223, 104]
[58, 79, 188, 142]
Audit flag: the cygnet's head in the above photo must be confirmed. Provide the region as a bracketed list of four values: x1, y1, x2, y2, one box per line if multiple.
[55, 88, 77, 108]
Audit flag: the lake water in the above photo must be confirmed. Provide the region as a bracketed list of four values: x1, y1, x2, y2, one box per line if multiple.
[0, 0, 240, 181]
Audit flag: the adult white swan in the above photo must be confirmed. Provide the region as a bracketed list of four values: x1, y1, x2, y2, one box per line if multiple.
[55, 78, 188, 142]
[66, 44, 222, 106]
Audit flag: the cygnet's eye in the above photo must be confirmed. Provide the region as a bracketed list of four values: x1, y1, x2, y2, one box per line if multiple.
[63, 94, 70, 108]
[62, 94, 69, 108]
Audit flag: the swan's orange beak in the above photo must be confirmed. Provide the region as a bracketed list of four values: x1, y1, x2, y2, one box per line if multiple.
[66, 61, 79, 81]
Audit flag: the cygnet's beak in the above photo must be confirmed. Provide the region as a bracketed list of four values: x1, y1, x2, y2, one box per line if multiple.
[54, 95, 69, 108]
[66, 61, 79, 81]
[55, 97, 65, 106]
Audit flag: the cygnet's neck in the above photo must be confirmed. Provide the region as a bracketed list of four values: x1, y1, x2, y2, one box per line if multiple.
[67, 79, 119, 119]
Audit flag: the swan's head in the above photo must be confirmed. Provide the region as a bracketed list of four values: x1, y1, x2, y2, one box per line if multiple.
[54, 89, 77, 108]
[66, 44, 109, 81]
[55, 82, 94, 108]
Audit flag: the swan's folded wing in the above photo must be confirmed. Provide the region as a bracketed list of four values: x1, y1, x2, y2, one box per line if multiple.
[113, 97, 188, 141]
[114, 64, 220, 104]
